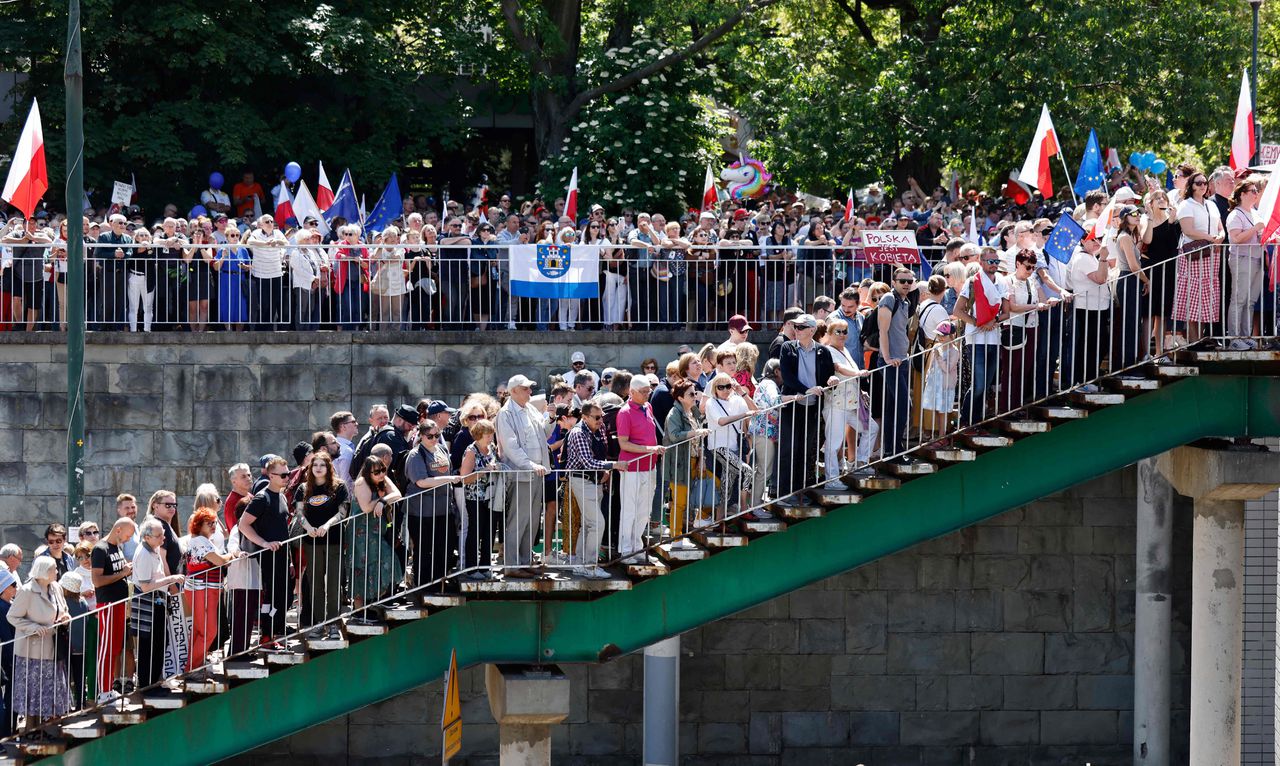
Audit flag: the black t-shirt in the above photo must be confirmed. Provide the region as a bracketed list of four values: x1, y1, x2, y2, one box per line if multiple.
[92, 540, 130, 604]
[293, 483, 348, 544]
[245, 488, 290, 543]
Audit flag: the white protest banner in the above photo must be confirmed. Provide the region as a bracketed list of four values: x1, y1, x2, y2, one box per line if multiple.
[111, 180, 133, 206]
[1261, 143, 1280, 167]
[861, 230, 920, 264]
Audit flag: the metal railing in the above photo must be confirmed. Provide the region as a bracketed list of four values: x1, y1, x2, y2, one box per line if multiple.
[0, 242, 952, 332]
[0, 243, 1275, 742]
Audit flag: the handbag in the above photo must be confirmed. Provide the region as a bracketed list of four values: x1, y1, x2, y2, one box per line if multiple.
[1180, 238, 1213, 261]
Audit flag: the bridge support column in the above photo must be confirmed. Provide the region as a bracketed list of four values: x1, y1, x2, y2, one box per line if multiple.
[1134, 457, 1175, 765]
[1157, 445, 1280, 766]
[643, 635, 680, 766]
[485, 664, 570, 766]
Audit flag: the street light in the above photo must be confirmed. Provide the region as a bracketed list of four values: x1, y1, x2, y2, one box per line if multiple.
[1250, 0, 1263, 163]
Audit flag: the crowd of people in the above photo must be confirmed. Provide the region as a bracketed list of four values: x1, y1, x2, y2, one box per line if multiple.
[1, 165, 1271, 335]
[0, 160, 1274, 738]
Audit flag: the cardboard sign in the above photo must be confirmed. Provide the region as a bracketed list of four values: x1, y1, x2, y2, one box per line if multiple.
[110, 181, 133, 206]
[861, 230, 921, 264]
[1261, 143, 1280, 167]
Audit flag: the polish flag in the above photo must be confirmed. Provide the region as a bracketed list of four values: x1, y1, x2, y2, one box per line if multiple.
[564, 167, 579, 221]
[1017, 104, 1061, 197]
[844, 188, 854, 222]
[700, 164, 717, 212]
[1229, 70, 1255, 172]
[1, 100, 48, 219]
[273, 183, 296, 227]
[316, 161, 335, 211]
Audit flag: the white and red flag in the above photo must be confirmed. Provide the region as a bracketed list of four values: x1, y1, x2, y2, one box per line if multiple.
[844, 188, 854, 222]
[273, 183, 296, 227]
[1, 99, 47, 219]
[700, 164, 717, 212]
[1018, 104, 1061, 197]
[1229, 69, 1256, 172]
[564, 167, 579, 221]
[316, 161, 335, 211]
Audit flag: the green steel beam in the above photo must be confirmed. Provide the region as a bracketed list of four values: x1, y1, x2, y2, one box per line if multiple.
[47, 375, 1280, 766]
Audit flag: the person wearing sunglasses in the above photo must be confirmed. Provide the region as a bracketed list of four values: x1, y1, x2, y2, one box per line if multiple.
[872, 267, 924, 461]
[1065, 225, 1115, 392]
[1173, 169, 1224, 346]
[348, 456, 403, 624]
[238, 458, 293, 651]
[703, 372, 760, 520]
[953, 250, 1011, 430]
[404, 422, 464, 592]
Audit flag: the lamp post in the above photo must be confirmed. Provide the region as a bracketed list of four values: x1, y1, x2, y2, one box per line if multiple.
[1250, 0, 1263, 163]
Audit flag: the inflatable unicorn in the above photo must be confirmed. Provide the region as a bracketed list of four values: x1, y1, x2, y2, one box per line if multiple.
[720, 157, 771, 199]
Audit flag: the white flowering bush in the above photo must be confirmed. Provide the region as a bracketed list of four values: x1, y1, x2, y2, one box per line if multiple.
[540, 40, 719, 214]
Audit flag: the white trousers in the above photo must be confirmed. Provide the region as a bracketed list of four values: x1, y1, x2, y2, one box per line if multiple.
[127, 273, 153, 332]
[558, 299, 580, 330]
[602, 271, 628, 325]
[619, 469, 656, 561]
[823, 406, 854, 479]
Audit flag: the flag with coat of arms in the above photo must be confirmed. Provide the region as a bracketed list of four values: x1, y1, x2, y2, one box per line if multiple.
[509, 243, 600, 299]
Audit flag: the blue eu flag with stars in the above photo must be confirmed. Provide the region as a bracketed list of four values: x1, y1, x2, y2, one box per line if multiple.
[1073, 129, 1105, 197]
[1044, 214, 1085, 264]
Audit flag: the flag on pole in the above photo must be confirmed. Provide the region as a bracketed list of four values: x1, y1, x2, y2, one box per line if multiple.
[322, 169, 359, 228]
[701, 165, 717, 212]
[844, 188, 854, 223]
[273, 183, 296, 227]
[292, 180, 329, 236]
[1002, 173, 1032, 206]
[1073, 129, 1106, 197]
[1230, 69, 1256, 171]
[948, 170, 961, 203]
[1018, 104, 1061, 197]
[1043, 214, 1085, 264]
[966, 206, 981, 244]
[358, 194, 367, 227]
[316, 162, 335, 211]
[509, 243, 601, 299]
[364, 173, 402, 234]
[564, 167, 579, 221]
[1, 99, 47, 219]
[1091, 198, 1119, 241]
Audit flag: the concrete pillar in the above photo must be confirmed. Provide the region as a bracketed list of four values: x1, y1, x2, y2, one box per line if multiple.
[643, 636, 680, 766]
[485, 664, 570, 766]
[1134, 457, 1175, 765]
[1157, 445, 1280, 766]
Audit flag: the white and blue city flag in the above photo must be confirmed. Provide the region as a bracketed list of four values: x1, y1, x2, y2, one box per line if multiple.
[509, 244, 601, 299]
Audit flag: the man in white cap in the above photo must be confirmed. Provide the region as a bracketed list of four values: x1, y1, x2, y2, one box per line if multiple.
[495, 374, 552, 575]
[615, 374, 665, 563]
[562, 350, 599, 390]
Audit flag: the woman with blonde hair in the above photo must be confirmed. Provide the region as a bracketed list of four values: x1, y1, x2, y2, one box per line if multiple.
[701, 371, 760, 520]
[370, 225, 410, 328]
[732, 342, 759, 398]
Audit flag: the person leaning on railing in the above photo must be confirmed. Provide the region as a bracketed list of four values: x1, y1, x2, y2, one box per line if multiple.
[237, 457, 292, 651]
[1172, 169, 1224, 345]
[293, 451, 348, 640]
[183, 508, 236, 675]
[1225, 179, 1267, 350]
[0, 216, 52, 332]
[563, 402, 619, 579]
[90, 518, 135, 705]
[130, 518, 185, 689]
[350, 456, 404, 624]
[7, 557, 72, 736]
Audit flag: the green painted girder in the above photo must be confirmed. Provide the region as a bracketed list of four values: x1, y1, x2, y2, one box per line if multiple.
[48, 375, 1280, 766]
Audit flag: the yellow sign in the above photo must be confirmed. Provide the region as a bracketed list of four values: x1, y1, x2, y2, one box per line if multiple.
[442, 648, 461, 761]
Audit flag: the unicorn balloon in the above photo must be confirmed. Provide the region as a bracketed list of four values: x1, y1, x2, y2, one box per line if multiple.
[720, 156, 772, 199]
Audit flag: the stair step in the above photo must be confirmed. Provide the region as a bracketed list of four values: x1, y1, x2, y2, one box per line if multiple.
[384, 605, 429, 621]
[885, 460, 937, 477]
[626, 557, 669, 578]
[810, 489, 862, 506]
[184, 675, 230, 695]
[960, 434, 1013, 449]
[461, 571, 631, 594]
[225, 659, 271, 679]
[692, 531, 749, 549]
[855, 475, 901, 492]
[1192, 348, 1280, 363]
[918, 446, 977, 463]
[1033, 405, 1089, 421]
[1103, 377, 1160, 392]
[343, 619, 389, 637]
[777, 502, 824, 520]
[1069, 391, 1126, 407]
[140, 687, 188, 709]
[60, 713, 106, 739]
[305, 634, 350, 652]
[1150, 363, 1199, 378]
[998, 419, 1050, 435]
[656, 541, 708, 563]
[421, 594, 466, 609]
[15, 737, 65, 757]
[740, 517, 787, 535]
[100, 701, 147, 725]
[265, 645, 308, 666]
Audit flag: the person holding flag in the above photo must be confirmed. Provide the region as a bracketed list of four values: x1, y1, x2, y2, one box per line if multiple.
[953, 246, 1010, 429]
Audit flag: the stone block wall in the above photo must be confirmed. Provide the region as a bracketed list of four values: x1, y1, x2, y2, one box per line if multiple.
[227, 466, 1195, 765]
[0, 332, 684, 554]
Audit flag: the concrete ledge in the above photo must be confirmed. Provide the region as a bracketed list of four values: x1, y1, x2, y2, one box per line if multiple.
[0, 329, 757, 346]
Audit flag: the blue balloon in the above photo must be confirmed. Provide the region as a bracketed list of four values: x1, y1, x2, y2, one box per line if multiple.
[284, 162, 302, 183]
[1141, 151, 1156, 170]
[209, 171, 224, 190]
[1128, 152, 1142, 168]
[1151, 159, 1168, 175]
[189, 204, 208, 219]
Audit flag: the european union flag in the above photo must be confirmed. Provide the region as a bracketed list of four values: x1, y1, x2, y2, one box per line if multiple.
[1073, 129, 1105, 197]
[1044, 214, 1085, 264]
[322, 169, 360, 229]
[363, 173, 402, 234]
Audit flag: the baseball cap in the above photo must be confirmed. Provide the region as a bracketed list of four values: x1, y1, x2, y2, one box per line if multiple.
[507, 374, 538, 390]
[426, 400, 455, 416]
[570, 351, 586, 364]
[699, 210, 716, 220]
[629, 375, 653, 391]
[728, 314, 753, 333]
[793, 313, 818, 328]
[258, 454, 282, 468]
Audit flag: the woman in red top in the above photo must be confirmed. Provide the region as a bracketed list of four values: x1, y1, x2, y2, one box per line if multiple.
[732, 342, 759, 398]
[332, 223, 369, 330]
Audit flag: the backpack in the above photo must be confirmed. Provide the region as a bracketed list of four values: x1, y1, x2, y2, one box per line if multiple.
[348, 425, 394, 481]
[908, 299, 941, 373]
